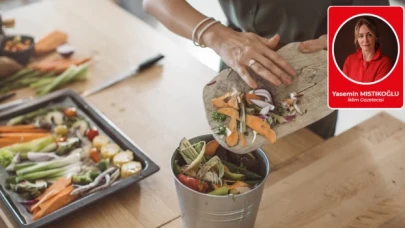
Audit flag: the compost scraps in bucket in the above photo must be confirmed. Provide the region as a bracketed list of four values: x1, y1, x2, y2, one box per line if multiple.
[174, 137, 264, 196]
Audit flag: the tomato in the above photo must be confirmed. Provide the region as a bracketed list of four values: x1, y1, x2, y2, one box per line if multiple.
[64, 107, 77, 118]
[86, 128, 99, 141]
[177, 174, 209, 193]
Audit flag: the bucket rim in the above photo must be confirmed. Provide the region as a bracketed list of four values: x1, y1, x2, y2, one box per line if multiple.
[171, 134, 270, 198]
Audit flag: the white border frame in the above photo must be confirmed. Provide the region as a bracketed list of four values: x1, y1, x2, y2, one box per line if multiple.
[327, 6, 405, 110]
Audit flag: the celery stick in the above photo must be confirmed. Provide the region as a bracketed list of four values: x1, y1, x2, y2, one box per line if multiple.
[36, 67, 77, 96]
[30, 78, 54, 89]
[0, 68, 34, 85]
[17, 153, 80, 176]
[16, 163, 81, 182]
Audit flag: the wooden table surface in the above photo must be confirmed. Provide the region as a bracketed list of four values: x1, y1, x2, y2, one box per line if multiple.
[1, 1, 405, 228]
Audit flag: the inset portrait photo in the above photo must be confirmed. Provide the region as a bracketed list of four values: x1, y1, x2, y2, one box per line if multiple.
[333, 14, 399, 84]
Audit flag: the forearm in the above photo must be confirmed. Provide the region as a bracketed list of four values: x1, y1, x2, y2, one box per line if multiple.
[143, 0, 208, 39]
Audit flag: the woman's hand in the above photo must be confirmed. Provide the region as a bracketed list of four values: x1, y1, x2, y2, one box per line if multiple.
[201, 25, 297, 89]
[298, 34, 327, 52]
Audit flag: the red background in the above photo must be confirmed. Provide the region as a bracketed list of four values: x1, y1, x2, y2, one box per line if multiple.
[328, 6, 403, 109]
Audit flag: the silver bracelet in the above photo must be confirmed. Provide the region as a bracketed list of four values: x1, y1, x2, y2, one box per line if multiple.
[197, 20, 220, 48]
[192, 17, 214, 46]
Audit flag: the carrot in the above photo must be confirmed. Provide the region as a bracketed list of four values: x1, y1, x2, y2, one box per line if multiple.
[211, 92, 231, 108]
[245, 115, 277, 144]
[35, 30, 68, 55]
[33, 185, 78, 221]
[204, 140, 219, 157]
[89, 148, 101, 163]
[226, 96, 239, 110]
[228, 181, 249, 190]
[226, 117, 238, 147]
[31, 177, 71, 212]
[29, 58, 91, 73]
[0, 133, 51, 138]
[0, 125, 37, 133]
[53, 58, 91, 73]
[0, 137, 48, 147]
[245, 93, 264, 105]
[216, 109, 277, 144]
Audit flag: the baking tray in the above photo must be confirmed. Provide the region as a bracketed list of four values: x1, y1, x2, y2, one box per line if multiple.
[0, 89, 160, 227]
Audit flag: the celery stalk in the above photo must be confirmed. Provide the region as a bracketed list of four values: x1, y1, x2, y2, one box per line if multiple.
[16, 153, 80, 176]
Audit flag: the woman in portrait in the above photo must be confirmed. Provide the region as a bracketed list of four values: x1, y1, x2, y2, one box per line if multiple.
[343, 17, 392, 83]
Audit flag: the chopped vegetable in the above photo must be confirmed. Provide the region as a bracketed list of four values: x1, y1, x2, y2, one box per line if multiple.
[56, 138, 80, 156]
[210, 92, 231, 108]
[32, 185, 78, 221]
[216, 107, 239, 120]
[100, 143, 120, 159]
[177, 174, 208, 193]
[54, 125, 69, 136]
[10, 180, 47, 200]
[71, 167, 116, 196]
[86, 128, 99, 141]
[204, 140, 219, 157]
[214, 125, 227, 136]
[72, 170, 100, 185]
[112, 150, 134, 168]
[121, 161, 142, 178]
[97, 159, 110, 172]
[208, 186, 228, 196]
[72, 120, 88, 136]
[26, 152, 59, 162]
[183, 141, 206, 173]
[211, 111, 227, 122]
[221, 160, 262, 180]
[16, 152, 80, 176]
[253, 89, 273, 103]
[173, 160, 182, 175]
[89, 147, 101, 163]
[93, 135, 110, 150]
[245, 93, 264, 105]
[7, 108, 53, 126]
[45, 111, 65, 125]
[0, 136, 55, 166]
[225, 117, 239, 147]
[223, 168, 245, 181]
[63, 107, 77, 118]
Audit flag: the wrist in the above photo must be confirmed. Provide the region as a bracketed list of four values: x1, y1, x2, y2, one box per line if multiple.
[199, 23, 230, 51]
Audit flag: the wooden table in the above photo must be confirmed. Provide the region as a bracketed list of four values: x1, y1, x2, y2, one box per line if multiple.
[1, 1, 405, 228]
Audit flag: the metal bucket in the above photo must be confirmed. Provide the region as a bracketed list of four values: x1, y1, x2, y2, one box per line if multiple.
[171, 134, 270, 228]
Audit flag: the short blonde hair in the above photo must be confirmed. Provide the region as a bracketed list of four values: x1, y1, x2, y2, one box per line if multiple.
[354, 17, 380, 49]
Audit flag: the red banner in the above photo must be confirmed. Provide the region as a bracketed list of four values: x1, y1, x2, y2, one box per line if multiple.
[328, 6, 403, 109]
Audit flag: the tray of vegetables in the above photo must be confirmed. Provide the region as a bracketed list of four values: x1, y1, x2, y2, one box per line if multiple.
[0, 89, 160, 227]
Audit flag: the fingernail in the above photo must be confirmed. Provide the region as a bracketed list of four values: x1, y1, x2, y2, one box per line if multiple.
[290, 69, 297, 76]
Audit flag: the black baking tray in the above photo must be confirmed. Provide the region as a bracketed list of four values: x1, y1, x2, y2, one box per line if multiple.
[0, 89, 160, 227]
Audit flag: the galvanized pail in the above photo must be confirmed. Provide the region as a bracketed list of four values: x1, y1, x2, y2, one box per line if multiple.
[171, 134, 270, 228]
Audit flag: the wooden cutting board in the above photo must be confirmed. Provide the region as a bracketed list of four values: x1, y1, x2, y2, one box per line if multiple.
[203, 42, 334, 154]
